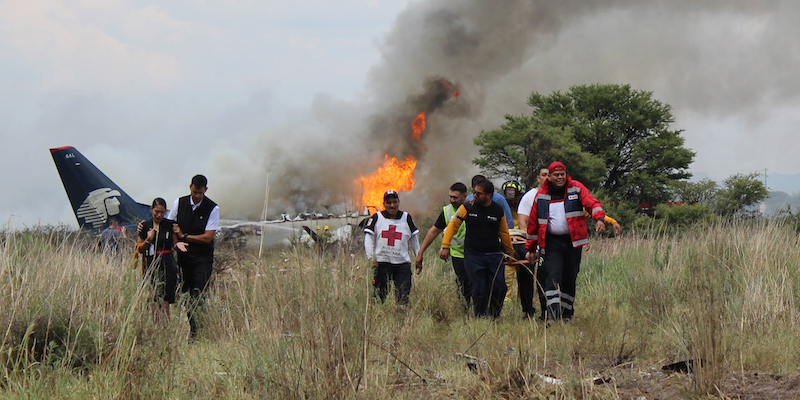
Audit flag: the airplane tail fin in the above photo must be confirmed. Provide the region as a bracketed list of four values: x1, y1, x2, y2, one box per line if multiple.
[50, 146, 151, 232]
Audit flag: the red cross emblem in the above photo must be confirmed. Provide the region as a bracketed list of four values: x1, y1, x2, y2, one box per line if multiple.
[381, 225, 403, 246]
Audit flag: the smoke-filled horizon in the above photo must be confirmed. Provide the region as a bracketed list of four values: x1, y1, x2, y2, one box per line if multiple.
[2, 0, 799, 226]
[217, 0, 799, 220]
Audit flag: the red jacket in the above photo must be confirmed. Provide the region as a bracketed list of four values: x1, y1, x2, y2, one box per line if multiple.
[525, 176, 605, 253]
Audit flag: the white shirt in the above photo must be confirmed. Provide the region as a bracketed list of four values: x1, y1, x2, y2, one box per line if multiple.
[517, 188, 538, 217]
[547, 201, 569, 235]
[167, 197, 220, 231]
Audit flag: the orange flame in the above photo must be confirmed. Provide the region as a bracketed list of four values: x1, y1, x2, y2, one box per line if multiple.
[357, 155, 417, 211]
[411, 112, 426, 141]
[440, 78, 460, 97]
[356, 112, 428, 211]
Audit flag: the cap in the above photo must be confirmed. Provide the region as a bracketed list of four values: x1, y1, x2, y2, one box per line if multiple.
[383, 189, 399, 201]
[548, 161, 566, 173]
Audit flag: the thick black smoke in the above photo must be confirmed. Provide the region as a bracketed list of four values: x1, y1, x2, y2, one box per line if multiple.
[213, 0, 800, 219]
[365, 77, 464, 160]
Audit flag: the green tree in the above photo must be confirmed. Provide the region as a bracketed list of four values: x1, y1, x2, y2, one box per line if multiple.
[712, 172, 768, 216]
[473, 114, 605, 190]
[667, 178, 719, 204]
[527, 84, 695, 204]
[654, 203, 716, 227]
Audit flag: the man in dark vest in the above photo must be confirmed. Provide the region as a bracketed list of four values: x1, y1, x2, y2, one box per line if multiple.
[168, 174, 220, 339]
[440, 179, 514, 318]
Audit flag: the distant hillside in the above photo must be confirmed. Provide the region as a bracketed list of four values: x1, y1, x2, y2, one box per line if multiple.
[765, 191, 800, 215]
[767, 173, 800, 195]
[764, 173, 800, 215]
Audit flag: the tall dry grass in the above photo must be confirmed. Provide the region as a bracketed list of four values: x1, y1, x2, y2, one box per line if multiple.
[1, 220, 800, 398]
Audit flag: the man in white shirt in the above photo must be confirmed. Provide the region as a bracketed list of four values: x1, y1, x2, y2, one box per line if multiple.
[168, 174, 220, 339]
[516, 167, 550, 319]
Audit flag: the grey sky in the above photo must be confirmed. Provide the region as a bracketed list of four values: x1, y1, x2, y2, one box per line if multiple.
[2, 0, 798, 227]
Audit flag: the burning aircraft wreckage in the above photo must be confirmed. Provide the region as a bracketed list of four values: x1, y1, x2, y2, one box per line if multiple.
[222, 77, 463, 249]
[51, 77, 462, 250]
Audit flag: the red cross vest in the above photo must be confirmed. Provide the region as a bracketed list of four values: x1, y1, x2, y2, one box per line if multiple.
[369, 211, 414, 264]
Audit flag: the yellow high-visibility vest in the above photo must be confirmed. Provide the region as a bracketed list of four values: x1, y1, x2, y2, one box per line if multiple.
[443, 204, 466, 258]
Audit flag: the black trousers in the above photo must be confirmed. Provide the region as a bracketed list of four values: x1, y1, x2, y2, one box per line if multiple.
[177, 250, 214, 337]
[373, 262, 412, 305]
[144, 253, 178, 304]
[451, 256, 472, 305]
[513, 243, 536, 318]
[464, 251, 506, 318]
[541, 233, 582, 320]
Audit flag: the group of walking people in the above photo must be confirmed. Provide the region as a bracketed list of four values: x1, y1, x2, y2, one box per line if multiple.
[127, 163, 611, 333]
[365, 161, 621, 322]
[134, 174, 220, 339]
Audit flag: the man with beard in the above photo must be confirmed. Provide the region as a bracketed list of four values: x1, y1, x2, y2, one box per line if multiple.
[364, 190, 420, 305]
[440, 179, 514, 318]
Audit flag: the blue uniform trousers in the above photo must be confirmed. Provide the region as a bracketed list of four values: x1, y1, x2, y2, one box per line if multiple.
[464, 251, 506, 318]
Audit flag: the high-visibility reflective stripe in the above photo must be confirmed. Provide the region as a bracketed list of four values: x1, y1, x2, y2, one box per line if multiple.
[545, 290, 560, 297]
[561, 303, 573, 310]
[572, 238, 589, 247]
[591, 207, 603, 214]
[565, 211, 584, 218]
[526, 234, 536, 240]
[546, 298, 561, 306]
[537, 218, 547, 224]
[561, 293, 575, 302]
[537, 194, 551, 200]
[567, 186, 580, 193]
[444, 205, 466, 257]
[444, 205, 456, 223]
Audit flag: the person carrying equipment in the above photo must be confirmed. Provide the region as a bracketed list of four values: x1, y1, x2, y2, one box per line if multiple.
[441, 179, 514, 319]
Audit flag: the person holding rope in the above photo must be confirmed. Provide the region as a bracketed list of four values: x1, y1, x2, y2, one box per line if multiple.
[518, 166, 623, 320]
[515, 168, 551, 319]
[500, 180, 526, 308]
[440, 179, 514, 319]
[136, 198, 187, 322]
[525, 161, 605, 322]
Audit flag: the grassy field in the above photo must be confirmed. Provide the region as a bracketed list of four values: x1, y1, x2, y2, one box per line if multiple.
[2, 221, 800, 399]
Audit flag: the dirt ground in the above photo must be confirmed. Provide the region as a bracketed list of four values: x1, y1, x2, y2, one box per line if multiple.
[595, 366, 800, 399]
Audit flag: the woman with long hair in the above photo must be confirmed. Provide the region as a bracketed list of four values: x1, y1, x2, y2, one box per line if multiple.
[137, 198, 187, 321]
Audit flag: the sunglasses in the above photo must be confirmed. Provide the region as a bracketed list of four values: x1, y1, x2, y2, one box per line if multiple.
[473, 190, 487, 197]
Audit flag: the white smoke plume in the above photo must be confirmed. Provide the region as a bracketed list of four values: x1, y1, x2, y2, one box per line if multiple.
[210, 0, 800, 220]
